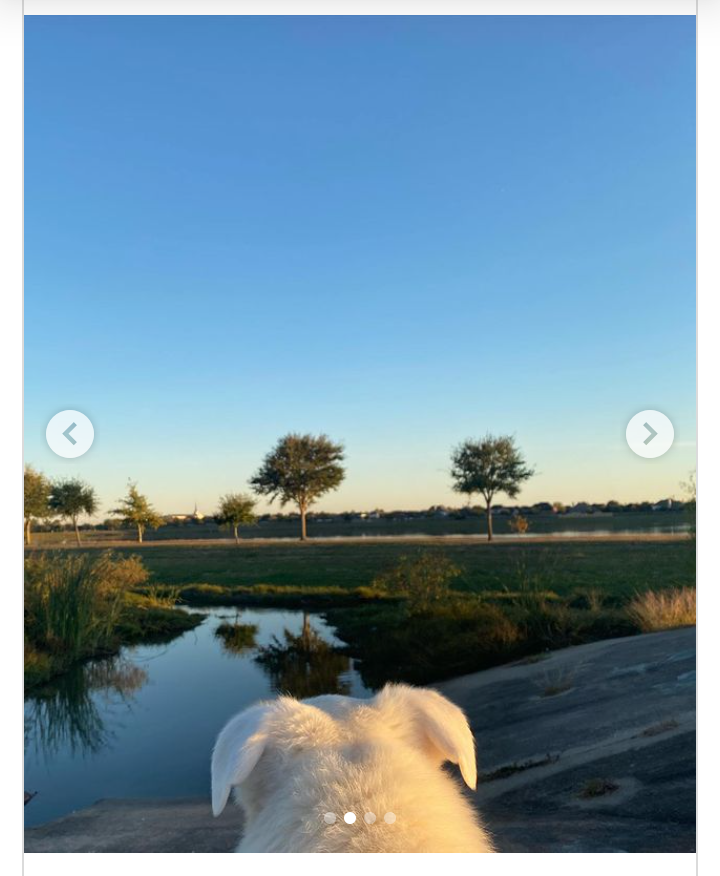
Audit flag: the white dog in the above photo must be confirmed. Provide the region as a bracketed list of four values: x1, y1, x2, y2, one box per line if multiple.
[211, 683, 495, 853]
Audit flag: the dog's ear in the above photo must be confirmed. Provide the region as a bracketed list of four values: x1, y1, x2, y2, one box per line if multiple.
[378, 685, 478, 790]
[211, 702, 273, 816]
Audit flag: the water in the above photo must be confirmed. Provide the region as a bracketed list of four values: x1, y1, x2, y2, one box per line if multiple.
[24, 607, 371, 828]
[339, 526, 690, 539]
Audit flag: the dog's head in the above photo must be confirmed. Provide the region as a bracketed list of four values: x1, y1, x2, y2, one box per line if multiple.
[211, 684, 477, 817]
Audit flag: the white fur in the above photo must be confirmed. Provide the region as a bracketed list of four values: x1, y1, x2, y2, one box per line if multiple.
[211, 684, 495, 853]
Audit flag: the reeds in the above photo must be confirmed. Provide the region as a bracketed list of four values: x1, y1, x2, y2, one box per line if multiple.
[627, 587, 696, 632]
[24, 552, 149, 660]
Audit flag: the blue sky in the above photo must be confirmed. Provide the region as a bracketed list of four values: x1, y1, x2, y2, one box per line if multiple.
[24, 15, 696, 516]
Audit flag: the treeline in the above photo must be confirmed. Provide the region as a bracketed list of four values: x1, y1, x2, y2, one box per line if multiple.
[24, 432, 345, 545]
[25, 431, 531, 544]
[25, 431, 693, 545]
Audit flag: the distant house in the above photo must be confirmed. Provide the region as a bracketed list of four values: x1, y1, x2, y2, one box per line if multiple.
[652, 498, 674, 511]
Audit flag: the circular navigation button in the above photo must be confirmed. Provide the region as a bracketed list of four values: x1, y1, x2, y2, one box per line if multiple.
[46, 410, 95, 459]
[626, 410, 674, 459]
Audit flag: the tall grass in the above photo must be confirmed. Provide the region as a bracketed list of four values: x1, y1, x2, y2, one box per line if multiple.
[627, 587, 696, 632]
[24, 553, 149, 660]
[25, 552, 204, 690]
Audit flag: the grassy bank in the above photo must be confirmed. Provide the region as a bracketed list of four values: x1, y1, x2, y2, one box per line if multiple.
[24, 553, 203, 691]
[25, 539, 695, 691]
[39, 538, 696, 599]
[163, 582, 392, 609]
[314, 550, 694, 686]
[133, 541, 695, 688]
[325, 596, 639, 688]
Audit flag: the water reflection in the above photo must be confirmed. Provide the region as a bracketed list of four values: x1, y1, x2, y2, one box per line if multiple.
[254, 612, 352, 698]
[24, 608, 371, 828]
[214, 611, 259, 655]
[25, 657, 148, 759]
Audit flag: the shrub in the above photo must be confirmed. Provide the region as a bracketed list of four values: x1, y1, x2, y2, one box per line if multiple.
[508, 514, 529, 534]
[627, 587, 696, 632]
[372, 550, 463, 613]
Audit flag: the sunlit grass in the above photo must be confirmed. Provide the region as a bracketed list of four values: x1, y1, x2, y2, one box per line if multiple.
[627, 587, 696, 632]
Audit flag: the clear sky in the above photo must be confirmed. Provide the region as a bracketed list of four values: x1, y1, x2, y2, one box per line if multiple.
[24, 15, 696, 518]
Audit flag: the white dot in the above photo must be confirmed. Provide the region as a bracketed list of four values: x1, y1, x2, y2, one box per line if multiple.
[343, 812, 356, 824]
[364, 812, 376, 824]
[323, 812, 336, 824]
[384, 812, 396, 824]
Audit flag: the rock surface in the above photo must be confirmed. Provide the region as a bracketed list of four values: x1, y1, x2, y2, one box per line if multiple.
[25, 626, 696, 853]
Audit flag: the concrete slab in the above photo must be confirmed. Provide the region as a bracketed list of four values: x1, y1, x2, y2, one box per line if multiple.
[24, 798, 244, 854]
[25, 627, 696, 853]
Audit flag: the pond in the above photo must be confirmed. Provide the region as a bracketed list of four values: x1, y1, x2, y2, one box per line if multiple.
[24, 607, 372, 828]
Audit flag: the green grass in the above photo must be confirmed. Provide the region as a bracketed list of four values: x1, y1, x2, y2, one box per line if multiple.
[25, 539, 695, 690]
[24, 552, 203, 691]
[45, 539, 696, 600]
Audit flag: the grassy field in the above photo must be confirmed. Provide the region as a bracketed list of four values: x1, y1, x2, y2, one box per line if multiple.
[32, 536, 696, 601]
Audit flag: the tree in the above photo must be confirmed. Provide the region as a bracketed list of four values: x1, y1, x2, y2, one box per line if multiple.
[217, 492, 257, 544]
[24, 465, 51, 546]
[48, 478, 98, 546]
[112, 482, 163, 543]
[249, 433, 345, 541]
[450, 434, 535, 541]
